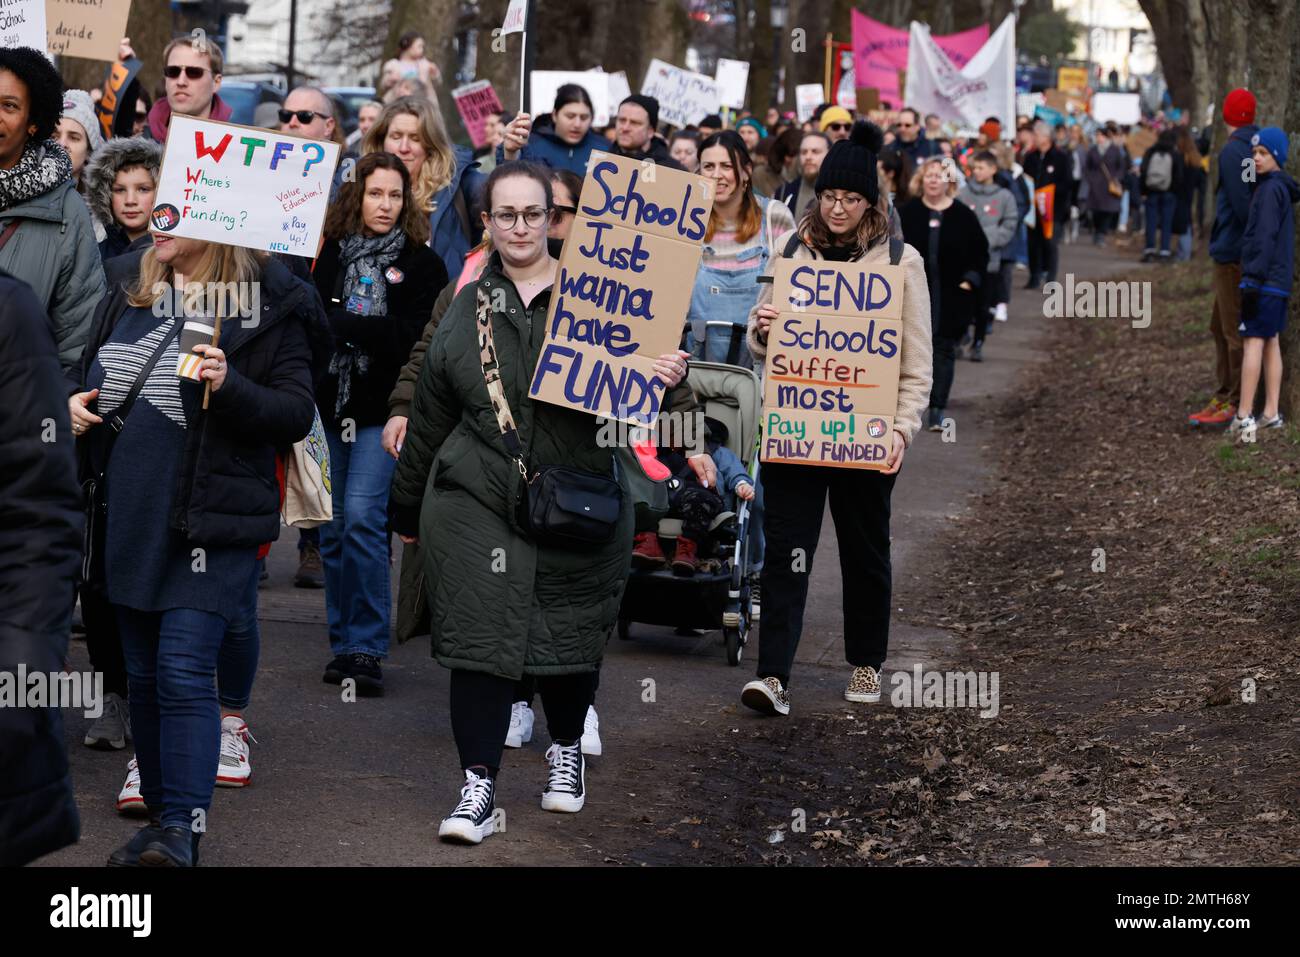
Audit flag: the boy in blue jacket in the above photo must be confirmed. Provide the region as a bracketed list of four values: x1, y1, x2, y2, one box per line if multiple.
[1230, 128, 1300, 440]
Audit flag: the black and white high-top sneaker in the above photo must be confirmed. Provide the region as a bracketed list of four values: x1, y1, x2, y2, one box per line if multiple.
[438, 769, 496, 844]
[541, 742, 585, 813]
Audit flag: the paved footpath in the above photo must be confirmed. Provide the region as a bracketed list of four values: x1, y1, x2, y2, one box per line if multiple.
[45, 240, 1141, 866]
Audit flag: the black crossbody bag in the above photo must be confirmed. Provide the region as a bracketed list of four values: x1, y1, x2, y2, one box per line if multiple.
[80, 318, 182, 585]
[474, 284, 622, 548]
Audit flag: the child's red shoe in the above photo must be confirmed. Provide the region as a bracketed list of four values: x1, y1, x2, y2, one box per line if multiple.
[632, 532, 666, 569]
[671, 537, 699, 577]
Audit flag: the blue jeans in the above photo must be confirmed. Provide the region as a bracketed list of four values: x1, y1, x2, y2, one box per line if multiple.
[217, 561, 260, 711]
[117, 604, 227, 830]
[1144, 193, 1176, 253]
[320, 425, 396, 658]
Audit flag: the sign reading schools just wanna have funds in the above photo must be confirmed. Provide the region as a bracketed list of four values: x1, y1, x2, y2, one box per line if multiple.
[761, 257, 905, 469]
[529, 151, 714, 426]
[151, 116, 341, 258]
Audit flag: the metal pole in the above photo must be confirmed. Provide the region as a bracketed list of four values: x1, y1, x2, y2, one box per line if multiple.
[287, 0, 298, 90]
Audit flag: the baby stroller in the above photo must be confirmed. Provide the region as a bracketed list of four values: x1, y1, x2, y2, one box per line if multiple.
[616, 360, 762, 666]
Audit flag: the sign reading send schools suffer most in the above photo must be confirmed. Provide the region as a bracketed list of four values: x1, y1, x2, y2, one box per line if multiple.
[761, 257, 905, 469]
[529, 151, 714, 426]
[151, 116, 341, 257]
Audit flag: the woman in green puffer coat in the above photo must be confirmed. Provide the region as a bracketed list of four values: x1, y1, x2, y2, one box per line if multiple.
[387, 161, 691, 846]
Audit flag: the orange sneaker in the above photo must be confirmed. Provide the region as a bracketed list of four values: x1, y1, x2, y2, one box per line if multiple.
[1189, 398, 1235, 426]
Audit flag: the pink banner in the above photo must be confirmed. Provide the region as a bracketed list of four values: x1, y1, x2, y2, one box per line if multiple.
[850, 12, 989, 109]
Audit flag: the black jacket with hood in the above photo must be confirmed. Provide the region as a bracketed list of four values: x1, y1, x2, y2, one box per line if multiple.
[607, 135, 686, 171]
[75, 249, 330, 548]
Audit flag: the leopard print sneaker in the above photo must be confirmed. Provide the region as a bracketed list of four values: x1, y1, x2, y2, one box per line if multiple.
[741, 676, 790, 716]
[845, 666, 881, 703]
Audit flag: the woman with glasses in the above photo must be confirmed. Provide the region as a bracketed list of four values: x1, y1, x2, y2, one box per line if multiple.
[497, 83, 608, 176]
[899, 156, 989, 431]
[387, 162, 691, 844]
[364, 96, 484, 279]
[312, 152, 447, 695]
[741, 122, 933, 716]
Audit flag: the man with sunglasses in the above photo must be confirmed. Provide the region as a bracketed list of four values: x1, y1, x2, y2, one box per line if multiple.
[893, 106, 936, 165]
[144, 36, 231, 142]
[818, 106, 854, 145]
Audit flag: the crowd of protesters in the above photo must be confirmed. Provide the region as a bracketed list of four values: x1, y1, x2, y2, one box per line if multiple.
[4, 20, 1293, 869]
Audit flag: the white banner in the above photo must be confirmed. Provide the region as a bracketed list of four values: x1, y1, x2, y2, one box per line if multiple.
[531, 70, 611, 126]
[151, 117, 340, 257]
[795, 84, 823, 123]
[715, 58, 750, 111]
[640, 58, 720, 128]
[501, 0, 527, 36]
[904, 14, 1015, 134]
[1091, 92, 1141, 125]
[1, 0, 47, 53]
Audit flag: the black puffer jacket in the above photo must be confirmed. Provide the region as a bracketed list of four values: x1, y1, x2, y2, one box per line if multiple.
[608, 135, 686, 171]
[0, 272, 82, 865]
[77, 249, 329, 547]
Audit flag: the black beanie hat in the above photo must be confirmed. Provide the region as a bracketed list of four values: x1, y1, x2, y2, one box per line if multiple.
[621, 94, 660, 129]
[814, 120, 883, 204]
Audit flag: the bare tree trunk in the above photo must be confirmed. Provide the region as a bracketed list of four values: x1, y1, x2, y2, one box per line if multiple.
[750, 0, 775, 111]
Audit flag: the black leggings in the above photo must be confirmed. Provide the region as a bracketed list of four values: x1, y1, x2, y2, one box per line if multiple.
[512, 667, 601, 707]
[81, 582, 128, 698]
[452, 669, 598, 775]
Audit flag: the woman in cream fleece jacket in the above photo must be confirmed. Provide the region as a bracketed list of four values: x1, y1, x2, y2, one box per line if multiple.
[740, 120, 932, 717]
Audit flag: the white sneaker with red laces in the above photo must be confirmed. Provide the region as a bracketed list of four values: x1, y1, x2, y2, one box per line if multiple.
[216, 715, 255, 787]
[116, 755, 148, 816]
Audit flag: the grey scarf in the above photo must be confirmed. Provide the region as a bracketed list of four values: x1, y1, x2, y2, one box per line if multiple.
[328, 229, 406, 418]
[0, 141, 73, 212]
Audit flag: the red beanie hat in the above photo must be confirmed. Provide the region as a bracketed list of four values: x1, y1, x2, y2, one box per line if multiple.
[1223, 88, 1256, 127]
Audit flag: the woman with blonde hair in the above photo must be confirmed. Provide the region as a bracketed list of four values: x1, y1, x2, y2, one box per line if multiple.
[71, 235, 325, 865]
[363, 95, 484, 278]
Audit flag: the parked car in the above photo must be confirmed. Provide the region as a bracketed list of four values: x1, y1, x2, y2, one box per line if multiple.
[221, 81, 285, 127]
[325, 86, 377, 138]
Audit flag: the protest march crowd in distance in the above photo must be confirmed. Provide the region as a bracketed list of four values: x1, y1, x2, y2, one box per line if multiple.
[2, 8, 1296, 869]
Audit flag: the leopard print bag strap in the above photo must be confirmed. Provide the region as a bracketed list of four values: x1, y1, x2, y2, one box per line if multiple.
[475, 284, 527, 473]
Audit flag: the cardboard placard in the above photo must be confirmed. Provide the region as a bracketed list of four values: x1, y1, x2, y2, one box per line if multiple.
[715, 57, 750, 111]
[603, 69, 631, 108]
[856, 87, 881, 113]
[640, 59, 721, 128]
[151, 116, 341, 257]
[1, 0, 46, 52]
[1125, 126, 1156, 156]
[795, 83, 824, 123]
[1056, 66, 1090, 96]
[528, 151, 715, 426]
[760, 257, 905, 470]
[46, 0, 131, 61]
[531, 70, 610, 126]
[453, 80, 504, 149]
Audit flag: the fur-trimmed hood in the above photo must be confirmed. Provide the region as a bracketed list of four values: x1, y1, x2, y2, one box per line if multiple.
[83, 136, 163, 230]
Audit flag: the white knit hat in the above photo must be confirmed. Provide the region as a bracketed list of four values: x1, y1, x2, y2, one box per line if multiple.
[61, 90, 105, 154]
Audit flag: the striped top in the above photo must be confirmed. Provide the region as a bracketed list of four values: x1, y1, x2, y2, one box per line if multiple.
[703, 199, 796, 271]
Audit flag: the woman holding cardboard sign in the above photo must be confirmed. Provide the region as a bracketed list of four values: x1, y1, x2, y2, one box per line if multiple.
[313, 152, 447, 695]
[742, 122, 933, 716]
[498, 83, 608, 176]
[387, 162, 690, 845]
[71, 237, 325, 866]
